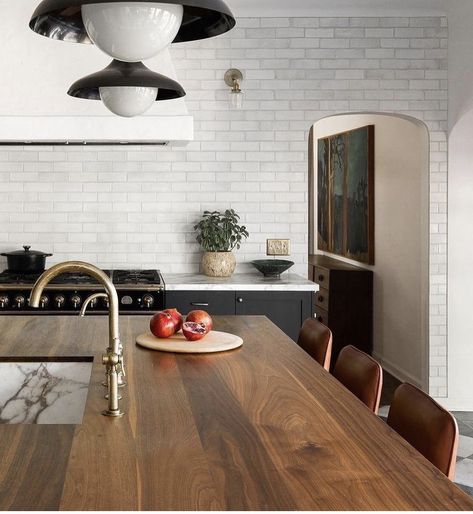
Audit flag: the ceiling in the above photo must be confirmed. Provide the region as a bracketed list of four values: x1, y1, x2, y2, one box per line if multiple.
[229, 0, 450, 17]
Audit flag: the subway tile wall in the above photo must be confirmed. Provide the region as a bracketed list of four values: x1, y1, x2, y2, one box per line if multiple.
[0, 16, 448, 396]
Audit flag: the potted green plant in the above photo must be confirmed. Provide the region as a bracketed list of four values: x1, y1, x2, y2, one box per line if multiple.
[194, 209, 249, 277]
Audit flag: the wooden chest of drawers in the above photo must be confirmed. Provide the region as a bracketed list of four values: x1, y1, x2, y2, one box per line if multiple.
[308, 254, 373, 368]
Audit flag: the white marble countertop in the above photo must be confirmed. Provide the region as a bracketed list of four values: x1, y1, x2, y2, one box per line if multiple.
[162, 273, 319, 292]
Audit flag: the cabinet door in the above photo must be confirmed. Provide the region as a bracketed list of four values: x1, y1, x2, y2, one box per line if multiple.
[165, 291, 235, 315]
[235, 291, 312, 341]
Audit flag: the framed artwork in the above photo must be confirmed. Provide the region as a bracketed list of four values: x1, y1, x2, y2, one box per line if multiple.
[317, 125, 375, 265]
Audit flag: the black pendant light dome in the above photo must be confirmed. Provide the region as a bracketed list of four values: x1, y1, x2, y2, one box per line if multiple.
[68, 60, 186, 117]
[30, 0, 236, 44]
[68, 60, 185, 100]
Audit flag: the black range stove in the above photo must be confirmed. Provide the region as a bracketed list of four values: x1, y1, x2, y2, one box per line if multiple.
[0, 269, 164, 314]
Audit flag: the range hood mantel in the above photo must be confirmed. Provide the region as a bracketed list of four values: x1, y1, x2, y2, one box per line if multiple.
[0, 115, 194, 146]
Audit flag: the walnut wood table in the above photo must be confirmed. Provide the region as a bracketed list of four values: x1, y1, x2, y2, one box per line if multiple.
[0, 315, 471, 510]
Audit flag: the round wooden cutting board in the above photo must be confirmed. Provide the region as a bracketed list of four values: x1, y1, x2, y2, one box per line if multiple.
[136, 330, 243, 354]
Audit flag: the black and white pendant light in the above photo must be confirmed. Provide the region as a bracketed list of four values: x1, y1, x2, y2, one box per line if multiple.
[30, 0, 236, 61]
[30, 0, 235, 117]
[68, 60, 186, 117]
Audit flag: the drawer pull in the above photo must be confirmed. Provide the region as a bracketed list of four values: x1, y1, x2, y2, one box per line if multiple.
[318, 274, 324, 282]
[237, 297, 243, 303]
[190, 302, 209, 307]
[318, 296, 324, 303]
[317, 316, 324, 323]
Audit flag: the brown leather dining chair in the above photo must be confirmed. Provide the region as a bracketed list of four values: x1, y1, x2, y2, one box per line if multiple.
[297, 318, 332, 371]
[387, 383, 459, 480]
[332, 345, 383, 414]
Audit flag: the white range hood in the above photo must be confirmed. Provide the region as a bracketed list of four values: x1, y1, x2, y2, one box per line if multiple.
[0, 1, 193, 145]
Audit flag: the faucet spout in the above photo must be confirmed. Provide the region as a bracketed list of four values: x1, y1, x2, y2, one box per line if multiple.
[29, 261, 124, 418]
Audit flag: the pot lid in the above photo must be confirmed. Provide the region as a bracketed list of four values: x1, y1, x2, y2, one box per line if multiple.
[1, 245, 53, 257]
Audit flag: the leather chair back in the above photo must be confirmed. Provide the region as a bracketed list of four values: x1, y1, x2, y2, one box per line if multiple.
[332, 345, 383, 414]
[387, 383, 459, 480]
[297, 318, 332, 371]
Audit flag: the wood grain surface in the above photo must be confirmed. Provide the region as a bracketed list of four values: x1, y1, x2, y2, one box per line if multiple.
[0, 315, 471, 510]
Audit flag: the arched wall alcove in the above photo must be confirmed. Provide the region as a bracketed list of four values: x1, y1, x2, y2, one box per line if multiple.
[310, 112, 430, 389]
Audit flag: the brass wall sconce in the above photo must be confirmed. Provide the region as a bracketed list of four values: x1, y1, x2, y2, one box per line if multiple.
[224, 68, 243, 109]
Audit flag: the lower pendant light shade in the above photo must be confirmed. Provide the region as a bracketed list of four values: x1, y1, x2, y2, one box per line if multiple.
[68, 60, 186, 117]
[99, 86, 159, 117]
[30, 0, 236, 45]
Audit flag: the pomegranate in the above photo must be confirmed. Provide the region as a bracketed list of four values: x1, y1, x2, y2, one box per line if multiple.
[163, 308, 183, 333]
[186, 310, 213, 333]
[182, 321, 207, 342]
[150, 311, 175, 339]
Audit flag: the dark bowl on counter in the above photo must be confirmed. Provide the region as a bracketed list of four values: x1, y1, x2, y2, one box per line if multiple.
[1, 246, 52, 273]
[251, 259, 294, 278]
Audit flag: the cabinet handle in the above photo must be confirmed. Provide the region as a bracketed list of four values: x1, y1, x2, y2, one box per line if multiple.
[190, 302, 209, 307]
[318, 274, 324, 282]
[318, 295, 324, 303]
[237, 297, 243, 303]
[317, 316, 324, 323]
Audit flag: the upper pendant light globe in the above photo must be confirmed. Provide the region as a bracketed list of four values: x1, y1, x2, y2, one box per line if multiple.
[99, 86, 158, 117]
[81, 2, 184, 62]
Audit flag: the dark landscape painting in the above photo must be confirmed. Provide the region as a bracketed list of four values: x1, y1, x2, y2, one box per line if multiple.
[317, 125, 374, 265]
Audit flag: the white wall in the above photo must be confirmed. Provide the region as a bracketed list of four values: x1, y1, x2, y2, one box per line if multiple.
[440, 1, 473, 410]
[312, 114, 429, 387]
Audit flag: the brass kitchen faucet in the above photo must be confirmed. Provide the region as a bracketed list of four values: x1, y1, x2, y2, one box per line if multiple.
[30, 261, 125, 417]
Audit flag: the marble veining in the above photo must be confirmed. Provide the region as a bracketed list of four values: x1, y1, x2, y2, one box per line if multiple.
[0, 361, 92, 424]
[163, 273, 319, 291]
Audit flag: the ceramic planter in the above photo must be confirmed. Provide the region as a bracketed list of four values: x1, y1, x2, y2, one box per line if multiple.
[201, 251, 236, 277]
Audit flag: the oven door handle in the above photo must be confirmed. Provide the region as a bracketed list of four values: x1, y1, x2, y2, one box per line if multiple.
[190, 302, 209, 307]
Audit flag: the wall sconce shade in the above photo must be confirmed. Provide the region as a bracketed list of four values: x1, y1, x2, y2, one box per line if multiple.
[224, 68, 243, 109]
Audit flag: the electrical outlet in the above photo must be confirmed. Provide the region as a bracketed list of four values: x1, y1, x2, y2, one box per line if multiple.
[267, 239, 290, 256]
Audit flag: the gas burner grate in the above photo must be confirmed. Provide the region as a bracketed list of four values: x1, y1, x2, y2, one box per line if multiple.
[48, 271, 112, 285]
[112, 270, 162, 285]
[0, 269, 162, 287]
[0, 271, 41, 285]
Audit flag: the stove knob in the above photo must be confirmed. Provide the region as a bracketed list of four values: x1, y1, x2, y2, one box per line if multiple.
[103, 297, 110, 309]
[40, 295, 49, 308]
[121, 295, 133, 306]
[143, 294, 154, 309]
[89, 298, 98, 309]
[71, 294, 82, 309]
[54, 295, 65, 309]
[0, 295, 9, 309]
[14, 295, 25, 308]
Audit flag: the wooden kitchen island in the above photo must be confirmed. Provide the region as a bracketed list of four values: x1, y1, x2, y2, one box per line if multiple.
[0, 315, 471, 511]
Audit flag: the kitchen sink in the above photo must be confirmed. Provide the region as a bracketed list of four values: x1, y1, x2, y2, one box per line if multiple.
[0, 357, 93, 425]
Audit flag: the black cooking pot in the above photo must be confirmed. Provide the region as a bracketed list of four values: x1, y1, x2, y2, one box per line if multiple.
[1, 246, 53, 273]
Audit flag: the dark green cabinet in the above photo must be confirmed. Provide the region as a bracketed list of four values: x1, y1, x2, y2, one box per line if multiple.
[165, 289, 313, 341]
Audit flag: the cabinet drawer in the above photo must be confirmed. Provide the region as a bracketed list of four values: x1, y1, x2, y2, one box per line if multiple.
[315, 287, 329, 309]
[165, 291, 235, 315]
[313, 266, 330, 287]
[314, 306, 329, 326]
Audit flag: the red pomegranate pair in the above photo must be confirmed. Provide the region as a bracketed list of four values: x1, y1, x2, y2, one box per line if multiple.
[150, 309, 213, 342]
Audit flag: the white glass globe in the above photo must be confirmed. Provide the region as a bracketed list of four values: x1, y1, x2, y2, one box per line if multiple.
[99, 86, 158, 117]
[82, 2, 184, 62]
